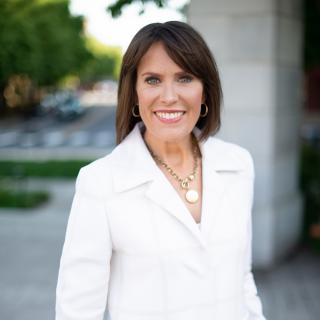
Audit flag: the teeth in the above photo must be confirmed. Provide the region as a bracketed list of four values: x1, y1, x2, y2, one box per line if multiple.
[156, 111, 184, 120]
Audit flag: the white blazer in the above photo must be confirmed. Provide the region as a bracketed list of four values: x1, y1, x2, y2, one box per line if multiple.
[55, 122, 267, 320]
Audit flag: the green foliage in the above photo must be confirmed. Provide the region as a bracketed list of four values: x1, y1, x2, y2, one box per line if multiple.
[0, 0, 91, 87]
[300, 144, 320, 193]
[0, 187, 49, 208]
[304, 0, 320, 69]
[80, 37, 122, 81]
[31, 0, 91, 85]
[0, 160, 91, 178]
[107, 0, 167, 17]
[299, 143, 320, 245]
[0, 1, 42, 84]
[0, 0, 121, 112]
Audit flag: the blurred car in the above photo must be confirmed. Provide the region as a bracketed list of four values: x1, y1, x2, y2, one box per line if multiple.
[37, 90, 85, 121]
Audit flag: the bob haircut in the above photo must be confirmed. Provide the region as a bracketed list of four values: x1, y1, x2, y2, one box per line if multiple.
[116, 21, 222, 144]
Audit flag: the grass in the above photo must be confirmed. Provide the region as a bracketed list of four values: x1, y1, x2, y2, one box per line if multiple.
[0, 187, 50, 208]
[0, 159, 92, 209]
[0, 160, 92, 178]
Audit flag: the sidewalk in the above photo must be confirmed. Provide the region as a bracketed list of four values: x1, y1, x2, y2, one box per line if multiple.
[255, 247, 320, 320]
[0, 179, 319, 320]
[0, 180, 75, 320]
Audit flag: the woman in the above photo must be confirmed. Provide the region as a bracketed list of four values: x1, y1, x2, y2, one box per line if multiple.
[56, 21, 267, 320]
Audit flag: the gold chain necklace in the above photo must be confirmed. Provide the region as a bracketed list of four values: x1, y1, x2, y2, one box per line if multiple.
[146, 135, 200, 204]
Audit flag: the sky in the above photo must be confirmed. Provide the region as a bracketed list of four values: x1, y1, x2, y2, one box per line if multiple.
[69, 0, 189, 53]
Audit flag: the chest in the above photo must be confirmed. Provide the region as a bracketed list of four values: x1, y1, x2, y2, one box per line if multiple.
[107, 158, 252, 254]
[159, 162, 203, 224]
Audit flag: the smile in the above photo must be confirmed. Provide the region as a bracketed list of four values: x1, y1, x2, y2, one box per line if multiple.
[154, 111, 185, 121]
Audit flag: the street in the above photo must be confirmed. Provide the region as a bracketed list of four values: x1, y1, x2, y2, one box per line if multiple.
[0, 106, 116, 158]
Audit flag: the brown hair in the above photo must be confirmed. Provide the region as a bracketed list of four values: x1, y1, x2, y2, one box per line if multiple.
[116, 21, 222, 144]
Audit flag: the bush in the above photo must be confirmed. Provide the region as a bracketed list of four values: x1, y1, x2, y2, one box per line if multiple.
[0, 187, 49, 208]
[0, 160, 91, 178]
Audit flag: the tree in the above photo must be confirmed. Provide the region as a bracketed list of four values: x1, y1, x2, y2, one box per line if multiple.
[304, 0, 320, 69]
[0, 0, 91, 112]
[0, 1, 42, 86]
[107, 0, 168, 18]
[80, 37, 122, 83]
[0, 0, 91, 86]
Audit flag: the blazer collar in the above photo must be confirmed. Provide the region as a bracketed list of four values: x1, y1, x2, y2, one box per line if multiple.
[110, 122, 157, 192]
[110, 121, 245, 193]
[109, 122, 246, 248]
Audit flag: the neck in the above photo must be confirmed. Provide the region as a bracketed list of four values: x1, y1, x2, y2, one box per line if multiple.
[143, 131, 197, 169]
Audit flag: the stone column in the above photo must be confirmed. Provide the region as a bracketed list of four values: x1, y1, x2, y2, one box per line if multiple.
[188, 0, 304, 268]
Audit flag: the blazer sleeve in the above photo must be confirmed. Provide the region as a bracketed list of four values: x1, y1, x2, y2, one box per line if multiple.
[243, 151, 267, 320]
[55, 167, 112, 320]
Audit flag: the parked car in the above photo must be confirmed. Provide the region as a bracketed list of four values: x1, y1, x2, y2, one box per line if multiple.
[37, 90, 85, 121]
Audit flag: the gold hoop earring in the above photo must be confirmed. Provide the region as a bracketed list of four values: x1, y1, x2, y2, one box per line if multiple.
[132, 105, 140, 117]
[200, 104, 208, 117]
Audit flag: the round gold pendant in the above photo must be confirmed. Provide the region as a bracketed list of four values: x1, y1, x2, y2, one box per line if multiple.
[185, 189, 199, 203]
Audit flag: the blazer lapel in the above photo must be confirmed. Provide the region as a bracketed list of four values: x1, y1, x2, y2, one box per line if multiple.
[111, 122, 207, 247]
[197, 134, 247, 243]
[200, 161, 228, 243]
[111, 122, 245, 249]
[144, 170, 207, 248]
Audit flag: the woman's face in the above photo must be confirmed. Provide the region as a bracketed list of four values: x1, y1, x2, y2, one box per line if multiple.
[136, 42, 204, 144]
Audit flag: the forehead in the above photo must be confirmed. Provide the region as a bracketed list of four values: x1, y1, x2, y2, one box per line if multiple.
[137, 42, 183, 73]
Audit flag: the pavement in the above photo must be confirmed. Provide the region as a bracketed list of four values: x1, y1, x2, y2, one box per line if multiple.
[255, 248, 320, 320]
[0, 179, 319, 320]
[0, 180, 75, 320]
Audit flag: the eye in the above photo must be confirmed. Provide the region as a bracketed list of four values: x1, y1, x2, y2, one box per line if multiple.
[145, 77, 160, 85]
[178, 75, 193, 83]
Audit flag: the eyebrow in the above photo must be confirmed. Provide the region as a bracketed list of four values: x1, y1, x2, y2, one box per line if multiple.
[140, 71, 191, 77]
[141, 72, 161, 77]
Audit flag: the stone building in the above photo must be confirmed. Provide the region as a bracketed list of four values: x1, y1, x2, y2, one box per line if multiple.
[188, 0, 304, 268]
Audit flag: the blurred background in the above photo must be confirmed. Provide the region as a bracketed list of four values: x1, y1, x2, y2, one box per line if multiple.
[0, 0, 319, 319]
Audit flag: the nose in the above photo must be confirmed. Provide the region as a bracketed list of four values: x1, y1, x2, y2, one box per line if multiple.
[160, 82, 178, 105]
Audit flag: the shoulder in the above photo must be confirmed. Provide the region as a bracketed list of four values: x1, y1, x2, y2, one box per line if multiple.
[204, 135, 254, 178]
[75, 152, 114, 198]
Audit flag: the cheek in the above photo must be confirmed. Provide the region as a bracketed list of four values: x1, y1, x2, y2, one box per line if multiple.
[136, 86, 156, 106]
[185, 90, 203, 111]
[136, 88, 155, 123]
[182, 83, 203, 103]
